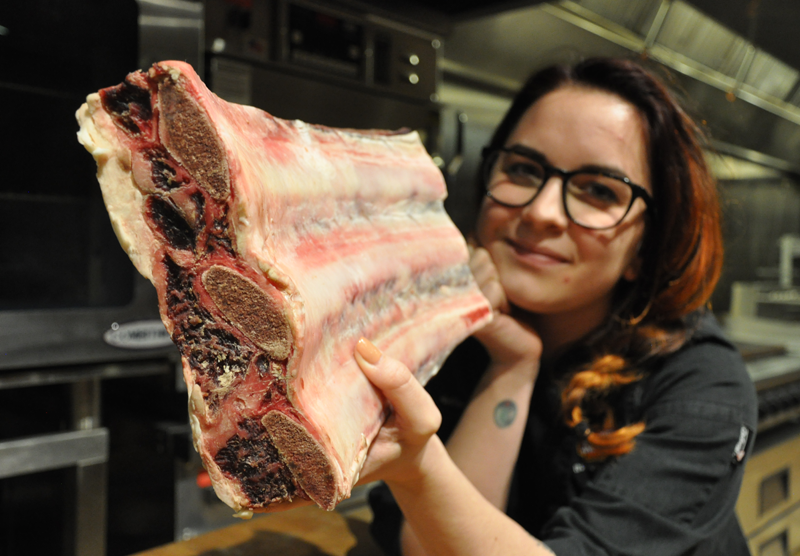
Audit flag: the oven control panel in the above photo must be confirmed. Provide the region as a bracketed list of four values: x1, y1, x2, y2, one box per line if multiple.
[205, 0, 442, 103]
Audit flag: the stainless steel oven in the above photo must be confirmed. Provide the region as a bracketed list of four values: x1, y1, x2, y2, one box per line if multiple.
[204, 0, 442, 140]
[0, 1, 182, 373]
[1, 0, 444, 554]
[0, 2, 195, 555]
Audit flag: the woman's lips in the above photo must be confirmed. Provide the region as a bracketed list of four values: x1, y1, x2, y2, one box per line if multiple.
[507, 239, 569, 267]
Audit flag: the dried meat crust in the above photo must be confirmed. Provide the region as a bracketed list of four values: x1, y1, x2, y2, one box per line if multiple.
[76, 61, 492, 512]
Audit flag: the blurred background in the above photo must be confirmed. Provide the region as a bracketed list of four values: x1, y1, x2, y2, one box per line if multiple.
[1, 1, 799, 555]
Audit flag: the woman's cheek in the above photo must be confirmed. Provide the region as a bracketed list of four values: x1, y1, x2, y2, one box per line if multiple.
[474, 201, 508, 246]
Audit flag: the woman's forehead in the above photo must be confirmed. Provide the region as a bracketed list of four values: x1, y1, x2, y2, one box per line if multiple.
[508, 86, 652, 192]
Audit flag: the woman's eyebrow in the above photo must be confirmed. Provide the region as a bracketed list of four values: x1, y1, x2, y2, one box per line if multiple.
[578, 163, 631, 179]
[507, 144, 634, 180]
[506, 144, 548, 164]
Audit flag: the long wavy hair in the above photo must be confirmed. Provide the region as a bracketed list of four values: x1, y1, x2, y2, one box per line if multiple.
[482, 57, 723, 461]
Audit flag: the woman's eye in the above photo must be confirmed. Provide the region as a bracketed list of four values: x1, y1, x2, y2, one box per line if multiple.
[590, 183, 619, 202]
[504, 162, 542, 182]
[570, 178, 623, 205]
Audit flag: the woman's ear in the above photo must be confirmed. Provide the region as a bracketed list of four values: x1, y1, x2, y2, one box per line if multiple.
[623, 228, 648, 282]
[623, 255, 642, 282]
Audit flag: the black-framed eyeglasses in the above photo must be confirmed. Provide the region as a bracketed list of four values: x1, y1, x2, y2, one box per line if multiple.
[482, 146, 654, 230]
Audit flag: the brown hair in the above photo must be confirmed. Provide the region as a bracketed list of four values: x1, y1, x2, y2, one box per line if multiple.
[483, 57, 723, 460]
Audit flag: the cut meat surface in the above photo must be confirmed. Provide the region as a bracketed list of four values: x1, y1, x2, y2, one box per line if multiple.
[76, 61, 492, 513]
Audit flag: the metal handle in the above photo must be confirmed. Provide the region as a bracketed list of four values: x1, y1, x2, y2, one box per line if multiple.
[0, 428, 108, 479]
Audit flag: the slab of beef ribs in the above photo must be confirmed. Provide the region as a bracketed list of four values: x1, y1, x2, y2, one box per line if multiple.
[76, 61, 491, 514]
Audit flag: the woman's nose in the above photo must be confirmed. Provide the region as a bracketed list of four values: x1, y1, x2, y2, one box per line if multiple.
[519, 177, 570, 229]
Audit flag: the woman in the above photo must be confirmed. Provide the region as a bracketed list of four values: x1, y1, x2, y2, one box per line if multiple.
[353, 57, 758, 556]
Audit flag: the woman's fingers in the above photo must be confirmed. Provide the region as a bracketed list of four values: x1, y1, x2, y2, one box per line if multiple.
[468, 248, 543, 366]
[470, 247, 509, 314]
[355, 338, 441, 439]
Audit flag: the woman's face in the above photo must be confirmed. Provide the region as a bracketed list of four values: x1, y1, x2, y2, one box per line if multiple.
[475, 86, 652, 328]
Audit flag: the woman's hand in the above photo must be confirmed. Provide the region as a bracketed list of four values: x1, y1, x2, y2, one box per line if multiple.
[469, 246, 542, 368]
[354, 337, 554, 556]
[354, 338, 442, 488]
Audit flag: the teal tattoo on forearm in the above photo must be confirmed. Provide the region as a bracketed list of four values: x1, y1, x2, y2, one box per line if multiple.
[494, 400, 517, 428]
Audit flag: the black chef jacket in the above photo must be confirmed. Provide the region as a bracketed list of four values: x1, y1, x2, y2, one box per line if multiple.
[368, 311, 758, 556]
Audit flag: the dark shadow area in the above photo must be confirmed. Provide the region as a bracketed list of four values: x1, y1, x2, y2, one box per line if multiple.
[188, 515, 385, 556]
[196, 529, 328, 556]
[345, 517, 385, 556]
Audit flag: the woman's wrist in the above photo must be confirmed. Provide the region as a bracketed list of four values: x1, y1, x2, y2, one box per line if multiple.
[384, 434, 449, 494]
[480, 358, 540, 393]
[472, 307, 543, 370]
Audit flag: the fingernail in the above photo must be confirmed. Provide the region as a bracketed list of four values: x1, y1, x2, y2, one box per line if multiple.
[356, 337, 382, 364]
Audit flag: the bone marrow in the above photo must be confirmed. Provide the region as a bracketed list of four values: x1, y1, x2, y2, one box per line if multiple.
[157, 74, 230, 200]
[202, 265, 293, 361]
[263, 411, 336, 510]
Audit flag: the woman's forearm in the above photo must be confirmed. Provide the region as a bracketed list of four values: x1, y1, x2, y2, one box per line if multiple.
[444, 361, 536, 509]
[352, 338, 544, 556]
[389, 436, 554, 556]
[399, 361, 538, 556]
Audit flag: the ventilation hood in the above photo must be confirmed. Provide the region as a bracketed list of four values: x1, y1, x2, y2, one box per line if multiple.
[430, 0, 800, 175]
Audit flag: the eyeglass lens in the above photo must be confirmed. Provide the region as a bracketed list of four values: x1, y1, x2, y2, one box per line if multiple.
[486, 150, 635, 229]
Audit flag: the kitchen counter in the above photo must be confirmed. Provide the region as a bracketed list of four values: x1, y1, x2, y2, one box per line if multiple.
[131, 503, 382, 556]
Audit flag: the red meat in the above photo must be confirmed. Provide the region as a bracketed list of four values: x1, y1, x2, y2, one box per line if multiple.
[76, 61, 491, 513]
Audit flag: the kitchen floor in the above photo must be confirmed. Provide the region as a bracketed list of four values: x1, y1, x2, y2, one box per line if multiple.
[130, 500, 383, 556]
